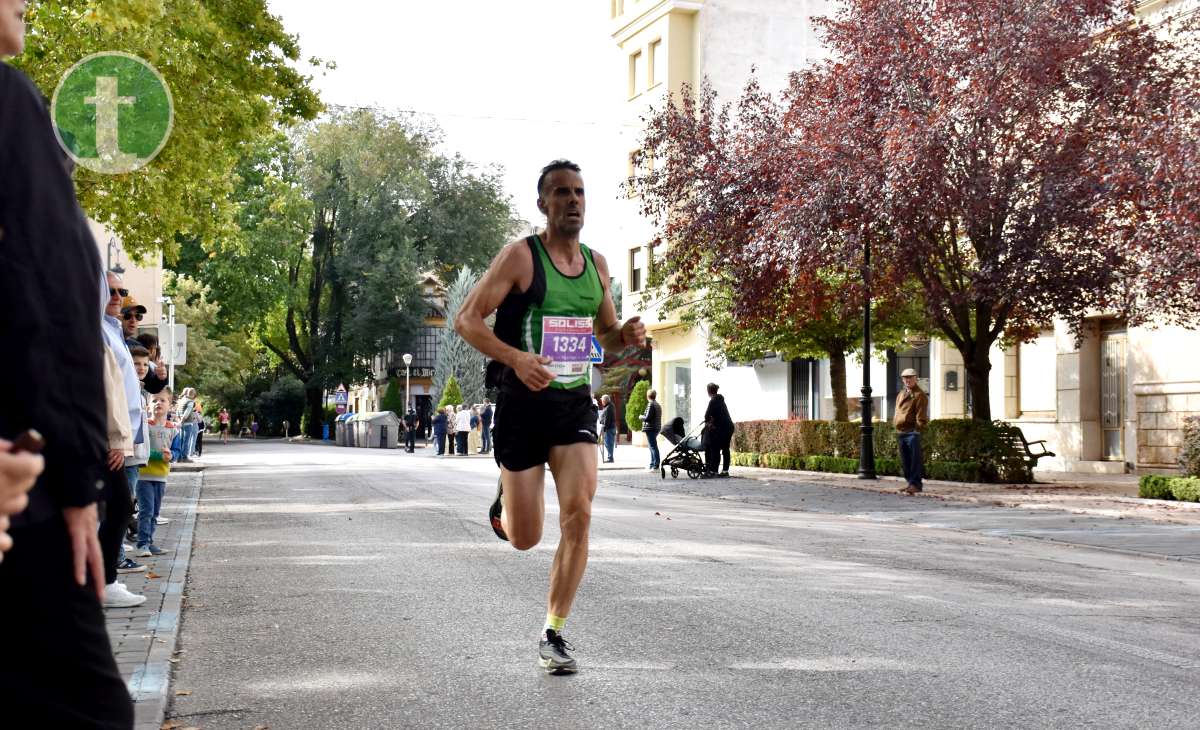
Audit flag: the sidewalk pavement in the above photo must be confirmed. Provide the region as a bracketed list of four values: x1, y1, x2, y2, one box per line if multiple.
[105, 470, 202, 730]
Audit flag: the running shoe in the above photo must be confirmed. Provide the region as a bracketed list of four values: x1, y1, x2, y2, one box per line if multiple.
[117, 558, 146, 574]
[103, 582, 147, 608]
[135, 544, 170, 557]
[489, 478, 508, 541]
[538, 629, 578, 675]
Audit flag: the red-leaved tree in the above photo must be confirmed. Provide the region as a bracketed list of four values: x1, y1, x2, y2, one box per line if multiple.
[636, 0, 1200, 422]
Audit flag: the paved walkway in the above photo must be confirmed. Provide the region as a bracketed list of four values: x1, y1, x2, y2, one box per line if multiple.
[104, 471, 202, 730]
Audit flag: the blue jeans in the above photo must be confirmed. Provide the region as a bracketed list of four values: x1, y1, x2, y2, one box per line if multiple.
[181, 423, 198, 458]
[645, 429, 660, 469]
[136, 479, 165, 547]
[434, 431, 446, 455]
[602, 428, 616, 462]
[899, 431, 923, 488]
[481, 424, 491, 453]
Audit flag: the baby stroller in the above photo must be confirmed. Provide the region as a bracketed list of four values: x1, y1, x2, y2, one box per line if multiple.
[660, 417, 707, 479]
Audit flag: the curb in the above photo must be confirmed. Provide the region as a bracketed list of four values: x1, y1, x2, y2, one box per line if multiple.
[126, 471, 202, 730]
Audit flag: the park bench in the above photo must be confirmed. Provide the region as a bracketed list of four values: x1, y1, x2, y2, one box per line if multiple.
[996, 426, 1055, 469]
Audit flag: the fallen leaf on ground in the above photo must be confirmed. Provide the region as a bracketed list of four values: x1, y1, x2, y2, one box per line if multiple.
[175, 690, 192, 696]
[146, 572, 162, 579]
[160, 721, 183, 730]
[253, 725, 270, 730]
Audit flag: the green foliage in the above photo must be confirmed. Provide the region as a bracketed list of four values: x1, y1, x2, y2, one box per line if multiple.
[874, 458, 902, 477]
[736, 418, 1029, 482]
[1138, 475, 1200, 502]
[626, 381, 650, 433]
[831, 422, 860, 460]
[763, 453, 801, 470]
[252, 376, 305, 437]
[926, 462, 983, 483]
[380, 378, 404, 415]
[163, 272, 238, 400]
[433, 267, 485, 406]
[437, 375, 463, 410]
[804, 455, 859, 474]
[1181, 416, 1200, 477]
[1139, 475, 1175, 500]
[16, 0, 323, 260]
[732, 452, 761, 467]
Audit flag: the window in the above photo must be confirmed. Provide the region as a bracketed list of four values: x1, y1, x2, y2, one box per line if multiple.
[630, 246, 646, 292]
[611, 0, 624, 18]
[649, 39, 664, 87]
[629, 50, 645, 98]
[1019, 329, 1057, 413]
[412, 325, 440, 370]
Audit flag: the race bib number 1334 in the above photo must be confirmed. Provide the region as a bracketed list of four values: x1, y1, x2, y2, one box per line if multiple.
[541, 316, 593, 378]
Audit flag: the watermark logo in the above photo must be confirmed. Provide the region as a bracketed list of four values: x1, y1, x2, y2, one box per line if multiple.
[51, 52, 174, 174]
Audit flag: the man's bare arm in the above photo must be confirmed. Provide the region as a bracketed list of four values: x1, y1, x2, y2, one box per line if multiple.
[592, 251, 646, 352]
[454, 242, 556, 391]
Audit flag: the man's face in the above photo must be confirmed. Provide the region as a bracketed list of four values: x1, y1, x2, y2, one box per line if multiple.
[538, 169, 585, 235]
[0, 0, 27, 58]
[132, 356, 149, 381]
[902, 375, 918, 390]
[105, 273, 125, 318]
[122, 309, 142, 337]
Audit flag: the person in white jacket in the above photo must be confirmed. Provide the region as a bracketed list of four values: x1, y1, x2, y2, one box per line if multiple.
[455, 404, 473, 456]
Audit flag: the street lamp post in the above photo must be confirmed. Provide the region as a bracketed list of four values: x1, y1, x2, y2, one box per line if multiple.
[402, 353, 413, 411]
[158, 296, 176, 392]
[106, 237, 125, 275]
[858, 234, 877, 480]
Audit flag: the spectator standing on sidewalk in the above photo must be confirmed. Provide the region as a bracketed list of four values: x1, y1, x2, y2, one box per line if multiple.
[137, 389, 175, 557]
[639, 389, 662, 471]
[100, 271, 147, 606]
[455, 404, 473, 455]
[703, 383, 735, 477]
[0, 15, 135, 724]
[432, 407, 448, 456]
[120, 295, 146, 344]
[404, 407, 417, 452]
[895, 368, 929, 495]
[135, 332, 169, 395]
[598, 395, 616, 463]
[176, 387, 198, 462]
[195, 403, 206, 456]
[480, 398, 494, 454]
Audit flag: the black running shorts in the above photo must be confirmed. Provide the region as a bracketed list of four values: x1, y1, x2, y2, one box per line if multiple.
[493, 383, 598, 472]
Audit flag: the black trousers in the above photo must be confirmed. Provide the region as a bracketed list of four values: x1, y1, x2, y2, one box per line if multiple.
[0, 517, 134, 728]
[705, 435, 732, 474]
[405, 429, 416, 451]
[456, 431, 469, 455]
[98, 467, 133, 585]
[195, 430, 204, 456]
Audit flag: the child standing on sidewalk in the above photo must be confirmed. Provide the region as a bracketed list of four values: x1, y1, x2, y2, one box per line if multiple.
[137, 388, 176, 557]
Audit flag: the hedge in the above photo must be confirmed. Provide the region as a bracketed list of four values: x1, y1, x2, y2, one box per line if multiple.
[1138, 474, 1200, 502]
[734, 418, 1031, 483]
[731, 452, 982, 481]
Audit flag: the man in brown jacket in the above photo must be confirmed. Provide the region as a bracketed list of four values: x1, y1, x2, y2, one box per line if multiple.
[894, 368, 929, 494]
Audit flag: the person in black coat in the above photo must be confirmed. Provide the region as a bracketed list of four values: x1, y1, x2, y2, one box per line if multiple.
[703, 383, 735, 477]
[431, 408, 448, 456]
[0, 44, 135, 727]
[404, 407, 417, 452]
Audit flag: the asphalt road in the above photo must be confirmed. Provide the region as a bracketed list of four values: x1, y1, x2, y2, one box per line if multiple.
[169, 441, 1200, 729]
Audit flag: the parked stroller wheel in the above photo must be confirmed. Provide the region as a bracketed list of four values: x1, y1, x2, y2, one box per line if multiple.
[671, 466, 679, 479]
[687, 468, 701, 479]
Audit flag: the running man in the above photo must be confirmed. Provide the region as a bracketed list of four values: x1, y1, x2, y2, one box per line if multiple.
[455, 159, 645, 674]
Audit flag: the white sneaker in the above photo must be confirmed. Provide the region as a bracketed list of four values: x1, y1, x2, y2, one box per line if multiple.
[122, 542, 133, 552]
[103, 582, 147, 608]
[156, 516, 170, 525]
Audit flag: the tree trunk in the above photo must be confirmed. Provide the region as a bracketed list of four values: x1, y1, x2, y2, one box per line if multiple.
[828, 349, 849, 422]
[305, 382, 325, 439]
[961, 350, 993, 422]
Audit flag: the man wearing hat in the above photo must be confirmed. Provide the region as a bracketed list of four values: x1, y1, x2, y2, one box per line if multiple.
[894, 368, 929, 494]
[120, 295, 147, 347]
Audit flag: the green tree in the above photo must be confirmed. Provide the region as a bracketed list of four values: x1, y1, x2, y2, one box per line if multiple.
[432, 267, 486, 406]
[437, 375, 463, 410]
[16, 0, 323, 260]
[380, 378, 404, 415]
[164, 272, 238, 402]
[625, 380, 650, 433]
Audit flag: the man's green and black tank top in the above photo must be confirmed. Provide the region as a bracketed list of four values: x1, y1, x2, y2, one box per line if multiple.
[491, 235, 604, 392]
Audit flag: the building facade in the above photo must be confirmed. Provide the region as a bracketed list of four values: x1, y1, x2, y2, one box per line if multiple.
[349, 274, 445, 422]
[610, 0, 1200, 474]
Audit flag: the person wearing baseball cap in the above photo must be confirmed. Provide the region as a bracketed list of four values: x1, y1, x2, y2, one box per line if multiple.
[894, 368, 929, 495]
[120, 295, 147, 344]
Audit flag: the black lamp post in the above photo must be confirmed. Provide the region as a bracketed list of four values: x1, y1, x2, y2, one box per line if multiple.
[858, 233, 877, 479]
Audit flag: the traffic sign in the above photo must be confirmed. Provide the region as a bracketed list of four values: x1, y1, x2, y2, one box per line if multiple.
[590, 336, 604, 364]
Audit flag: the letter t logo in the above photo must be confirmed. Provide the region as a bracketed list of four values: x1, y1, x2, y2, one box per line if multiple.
[84, 76, 138, 172]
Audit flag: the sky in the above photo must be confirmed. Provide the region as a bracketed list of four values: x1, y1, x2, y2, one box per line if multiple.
[267, 0, 635, 264]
